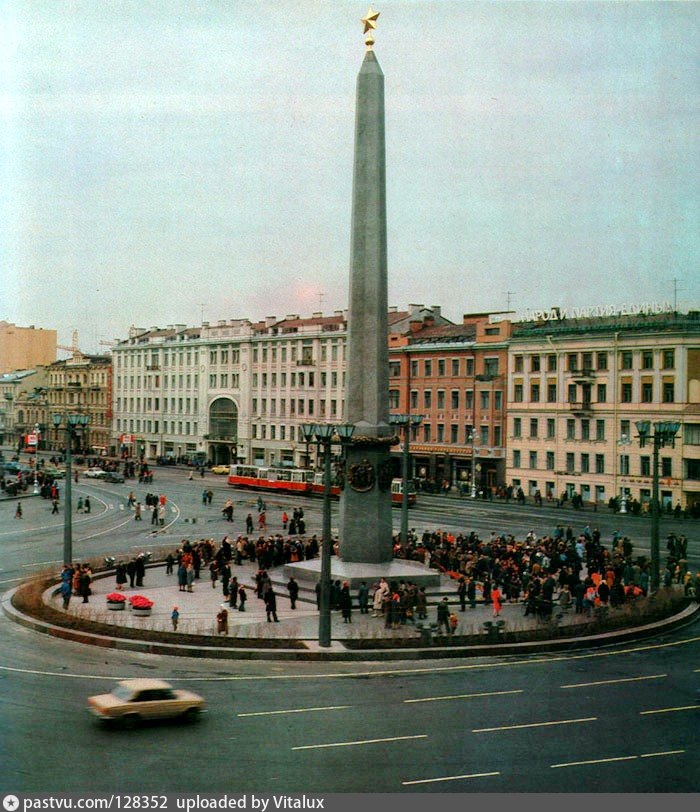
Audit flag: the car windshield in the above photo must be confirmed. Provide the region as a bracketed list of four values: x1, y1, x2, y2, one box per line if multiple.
[111, 684, 136, 702]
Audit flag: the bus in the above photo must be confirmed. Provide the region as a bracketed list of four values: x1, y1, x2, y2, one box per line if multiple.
[228, 464, 416, 506]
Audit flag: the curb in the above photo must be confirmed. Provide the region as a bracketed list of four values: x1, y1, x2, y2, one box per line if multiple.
[3, 582, 698, 662]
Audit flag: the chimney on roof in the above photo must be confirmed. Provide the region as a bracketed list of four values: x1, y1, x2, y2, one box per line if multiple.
[409, 303, 424, 315]
[312, 311, 322, 319]
[265, 316, 276, 327]
[430, 305, 441, 319]
[285, 314, 299, 321]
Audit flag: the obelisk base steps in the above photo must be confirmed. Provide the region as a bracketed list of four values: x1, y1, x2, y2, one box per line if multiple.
[283, 559, 442, 590]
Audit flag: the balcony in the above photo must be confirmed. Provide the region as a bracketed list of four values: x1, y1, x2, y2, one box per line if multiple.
[569, 401, 593, 415]
[569, 368, 595, 382]
[146, 365, 161, 371]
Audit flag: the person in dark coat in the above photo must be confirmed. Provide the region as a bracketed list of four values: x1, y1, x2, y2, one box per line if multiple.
[457, 577, 467, 612]
[177, 562, 187, 592]
[467, 576, 477, 608]
[287, 576, 299, 610]
[115, 561, 127, 590]
[238, 584, 247, 611]
[135, 554, 146, 587]
[79, 567, 91, 604]
[126, 558, 137, 588]
[357, 581, 369, 614]
[437, 597, 451, 634]
[339, 582, 353, 623]
[264, 587, 279, 622]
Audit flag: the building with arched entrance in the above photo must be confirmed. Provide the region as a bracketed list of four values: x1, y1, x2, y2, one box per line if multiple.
[207, 397, 239, 465]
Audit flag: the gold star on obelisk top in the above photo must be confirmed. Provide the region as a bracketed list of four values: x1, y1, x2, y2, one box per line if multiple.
[362, 6, 380, 49]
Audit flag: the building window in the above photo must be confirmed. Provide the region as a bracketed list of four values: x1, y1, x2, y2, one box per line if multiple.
[621, 351, 633, 370]
[410, 390, 418, 409]
[530, 355, 541, 372]
[424, 390, 432, 409]
[640, 456, 651, 477]
[389, 362, 401, 378]
[514, 355, 524, 373]
[566, 419, 576, 440]
[547, 354, 557, 372]
[514, 384, 523, 402]
[410, 360, 418, 377]
[597, 383, 607, 403]
[547, 383, 557, 402]
[437, 390, 446, 409]
[582, 352, 593, 371]
[466, 358, 474, 376]
[484, 357, 500, 377]
[451, 359, 460, 376]
[529, 418, 538, 438]
[424, 360, 432, 377]
[546, 451, 555, 470]
[596, 352, 608, 371]
[662, 349, 675, 369]
[423, 424, 431, 442]
[437, 424, 444, 442]
[566, 452, 575, 473]
[494, 391, 502, 410]
[595, 454, 605, 474]
[567, 353, 578, 372]
[596, 420, 605, 441]
[619, 454, 630, 475]
[621, 382, 632, 403]
[661, 457, 672, 478]
[389, 389, 399, 409]
[529, 450, 537, 469]
[480, 391, 490, 410]
[438, 359, 446, 376]
[530, 383, 540, 402]
[641, 382, 653, 403]
[450, 390, 459, 409]
[513, 417, 522, 438]
[662, 382, 675, 403]
[581, 419, 590, 440]
[450, 424, 458, 443]
[547, 418, 556, 439]
[493, 425, 502, 446]
[465, 389, 474, 411]
[513, 449, 521, 468]
[642, 350, 654, 370]
[580, 453, 590, 473]
[480, 426, 489, 445]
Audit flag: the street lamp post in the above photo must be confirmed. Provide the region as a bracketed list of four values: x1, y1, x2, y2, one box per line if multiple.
[635, 420, 681, 593]
[618, 433, 631, 513]
[389, 414, 423, 545]
[469, 427, 478, 498]
[32, 423, 41, 494]
[51, 413, 89, 565]
[300, 422, 355, 648]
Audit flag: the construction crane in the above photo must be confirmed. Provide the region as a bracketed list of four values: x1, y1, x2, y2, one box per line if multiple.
[57, 329, 82, 356]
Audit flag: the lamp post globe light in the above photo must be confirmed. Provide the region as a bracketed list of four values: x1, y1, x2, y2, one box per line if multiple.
[388, 413, 422, 546]
[300, 421, 355, 648]
[51, 412, 89, 566]
[635, 420, 681, 593]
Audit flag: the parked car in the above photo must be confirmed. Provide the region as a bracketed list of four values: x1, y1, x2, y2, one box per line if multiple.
[88, 679, 205, 725]
[83, 467, 107, 478]
[102, 472, 125, 483]
[210, 465, 229, 475]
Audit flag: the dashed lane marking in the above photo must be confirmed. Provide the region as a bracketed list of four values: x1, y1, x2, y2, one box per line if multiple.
[238, 705, 352, 717]
[551, 750, 685, 769]
[403, 771, 500, 786]
[473, 717, 597, 733]
[405, 689, 523, 704]
[640, 705, 700, 715]
[560, 674, 667, 689]
[292, 734, 427, 751]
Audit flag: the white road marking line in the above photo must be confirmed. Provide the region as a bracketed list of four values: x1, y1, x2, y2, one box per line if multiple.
[551, 749, 685, 769]
[551, 756, 637, 769]
[560, 674, 667, 689]
[403, 771, 500, 785]
[238, 705, 352, 717]
[474, 717, 597, 733]
[640, 705, 700, 715]
[405, 689, 523, 704]
[22, 560, 62, 568]
[292, 734, 427, 751]
[640, 750, 685, 758]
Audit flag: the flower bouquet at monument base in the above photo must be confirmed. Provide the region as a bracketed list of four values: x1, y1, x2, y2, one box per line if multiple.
[106, 592, 127, 611]
[128, 595, 154, 616]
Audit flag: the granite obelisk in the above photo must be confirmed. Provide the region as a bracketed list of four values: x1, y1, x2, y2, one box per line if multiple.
[338, 10, 394, 564]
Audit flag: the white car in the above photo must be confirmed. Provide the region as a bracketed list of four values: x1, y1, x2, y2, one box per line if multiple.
[83, 467, 106, 478]
[88, 679, 206, 725]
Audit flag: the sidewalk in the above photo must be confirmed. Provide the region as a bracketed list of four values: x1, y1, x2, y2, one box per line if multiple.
[46, 560, 600, 643]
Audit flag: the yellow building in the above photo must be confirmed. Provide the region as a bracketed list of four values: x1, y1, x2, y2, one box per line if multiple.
[506, 309, 700, 512]
[0, 321, 57, 375]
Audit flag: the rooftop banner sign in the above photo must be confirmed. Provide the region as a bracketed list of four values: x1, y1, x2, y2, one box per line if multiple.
[519, 301, 674, 323]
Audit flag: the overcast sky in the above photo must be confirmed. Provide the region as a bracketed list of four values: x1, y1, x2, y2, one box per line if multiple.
[1, 1, 697, 353]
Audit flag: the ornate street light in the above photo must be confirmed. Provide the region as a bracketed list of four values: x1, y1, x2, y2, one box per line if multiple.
[51, 412, 89, 565]
[617, 433, 631, 513]
[635, 420, 681, 592]
[388, 413, 422, 545]
[300, 421, 355, 647]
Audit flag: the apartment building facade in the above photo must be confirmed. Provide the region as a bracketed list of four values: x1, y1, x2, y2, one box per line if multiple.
[506, 310, 700, 510]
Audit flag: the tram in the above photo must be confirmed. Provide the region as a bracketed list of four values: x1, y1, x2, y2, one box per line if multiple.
[227, 464, 416, 506]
